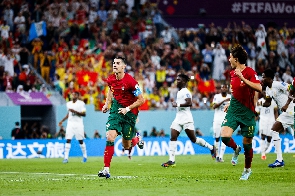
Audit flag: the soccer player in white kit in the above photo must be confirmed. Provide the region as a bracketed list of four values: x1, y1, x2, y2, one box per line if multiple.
[59, 91, 87, 163]
[262, 69, 294, 168]
[212, 84, 231, 162]
[255, 95, 278, 160]
[161, 74, 216, 167]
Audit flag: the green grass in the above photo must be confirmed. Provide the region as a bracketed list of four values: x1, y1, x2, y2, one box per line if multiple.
[1, 154, 295, 196]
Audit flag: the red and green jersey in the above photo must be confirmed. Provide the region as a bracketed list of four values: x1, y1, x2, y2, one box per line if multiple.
[107, 73, 140, 115]
[230, 67, 260, 113]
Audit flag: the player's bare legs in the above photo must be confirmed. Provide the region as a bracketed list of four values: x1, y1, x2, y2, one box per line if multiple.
[221, 126, 240, 165]
[186, 129, 216, 159]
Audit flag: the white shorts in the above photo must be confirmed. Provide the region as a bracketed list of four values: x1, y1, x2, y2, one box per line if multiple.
[66, 123, 85, 140]
[277, 112, 294, 129]
[213, 121, 222, 138]
[170, 121, 195, 132]
[259, 121, 274, 136]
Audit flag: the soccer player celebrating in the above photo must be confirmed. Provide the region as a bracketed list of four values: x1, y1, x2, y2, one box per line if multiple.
[221, 45, 262, 180]
[98, 56, 144, 178]
[261, 69, 294, 168]
[59, 91, 87, 163]
[212, 84, 231, 162]
[255, 92, 278, 160]
[161, 74, 216, 168]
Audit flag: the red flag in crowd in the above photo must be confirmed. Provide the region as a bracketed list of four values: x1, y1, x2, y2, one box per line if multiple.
[76, 70, 98, 86]
[197, 79, 215, 93]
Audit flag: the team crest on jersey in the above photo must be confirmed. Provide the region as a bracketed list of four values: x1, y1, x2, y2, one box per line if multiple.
[222, 118, 227, 124]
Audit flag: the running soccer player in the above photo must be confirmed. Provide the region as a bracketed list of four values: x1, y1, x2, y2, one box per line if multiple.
[161, 74, 216, 167]
[59, 91, 87, 163]
[221, 45, 262, 180]
[212, 84, 231, 162]
[255, 93, 278, 160]
[98, 56, 144, 178]
[261, 69, 294, 168]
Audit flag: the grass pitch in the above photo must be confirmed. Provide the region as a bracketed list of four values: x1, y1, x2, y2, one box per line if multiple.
[0, 154, 294, 196]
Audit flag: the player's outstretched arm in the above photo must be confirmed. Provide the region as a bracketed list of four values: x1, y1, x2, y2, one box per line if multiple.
[234, 69, 262, 93]
[102, 88, 113, 113]
[118, 94, 145, 115]
[59, 112, 69, 126]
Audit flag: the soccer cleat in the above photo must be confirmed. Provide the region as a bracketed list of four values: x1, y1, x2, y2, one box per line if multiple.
[62, 159, 68, 164]
[82, 157, 87, 163]
[161, 160, 176, 167]
[268, 160, 285, 168]
[239, 170, 252, 180]
[261, 155, 266, 160]
[137, 140, 144, 149]
[98, 169, 111, 179]
[231, 145, 241, 166]
[216, 157, 224, 163]
[210, 146, 217, 160]
[136, 133, 144, 149]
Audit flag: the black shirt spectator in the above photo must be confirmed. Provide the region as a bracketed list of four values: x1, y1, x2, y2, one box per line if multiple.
[11, 122, 25, 139]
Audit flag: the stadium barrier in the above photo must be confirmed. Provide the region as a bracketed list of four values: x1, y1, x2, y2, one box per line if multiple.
[0, 135, 294, 159]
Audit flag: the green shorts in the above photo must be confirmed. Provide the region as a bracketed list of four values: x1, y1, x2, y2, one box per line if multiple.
[106, 98, 137, 140]
[221, 97, 256, 138]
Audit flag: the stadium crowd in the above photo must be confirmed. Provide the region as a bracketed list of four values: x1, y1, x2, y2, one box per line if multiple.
[1, 0, 295, 138]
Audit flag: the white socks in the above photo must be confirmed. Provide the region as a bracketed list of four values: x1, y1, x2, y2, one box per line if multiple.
[196, 137, 213, 150]
[169, 141, 177, 162]
[64, 143, 71, 159]
[265, 141, 271, 151]
[260, 139, 266, 156]
[214, 140, 219, 157]
[219, 142, 226, 159]
[272, 130, 283, 162]
[80, 143, 87, 158]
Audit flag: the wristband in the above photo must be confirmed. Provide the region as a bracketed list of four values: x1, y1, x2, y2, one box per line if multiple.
[177, 103, 180, 107]
[126, 106, 130, 112]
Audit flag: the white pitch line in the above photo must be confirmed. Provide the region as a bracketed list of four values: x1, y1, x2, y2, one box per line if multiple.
[0, 171, 136, 178]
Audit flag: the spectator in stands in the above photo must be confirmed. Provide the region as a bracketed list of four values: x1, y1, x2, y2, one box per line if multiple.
[93, 130, 102, 139]
[150, 127, 158, 137]
[212, 43, 227, 81]
[55, 125, 66, 140]
[11, 121, 24, 139]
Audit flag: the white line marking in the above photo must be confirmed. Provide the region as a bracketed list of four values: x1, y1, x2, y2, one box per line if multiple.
[0, 171, 136, 179]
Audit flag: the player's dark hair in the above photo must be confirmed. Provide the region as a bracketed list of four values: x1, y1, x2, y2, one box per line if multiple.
[263, 68, 275, 79]
[74, 91, 80, 96]
[178, 74, 190, 83]
[114, 56, 127, 65]
[231, 44, 248, 64]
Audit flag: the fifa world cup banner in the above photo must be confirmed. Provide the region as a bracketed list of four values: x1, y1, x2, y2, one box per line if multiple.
[157, 0, 295, 27]
[158, 0, 295, 16]
[6, 92, 52, 105]
[0, 136, 294, 159]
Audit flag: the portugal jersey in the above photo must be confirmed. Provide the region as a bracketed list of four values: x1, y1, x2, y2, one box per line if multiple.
[107, 73, 141, 115]
[230, 67, 260, 113]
